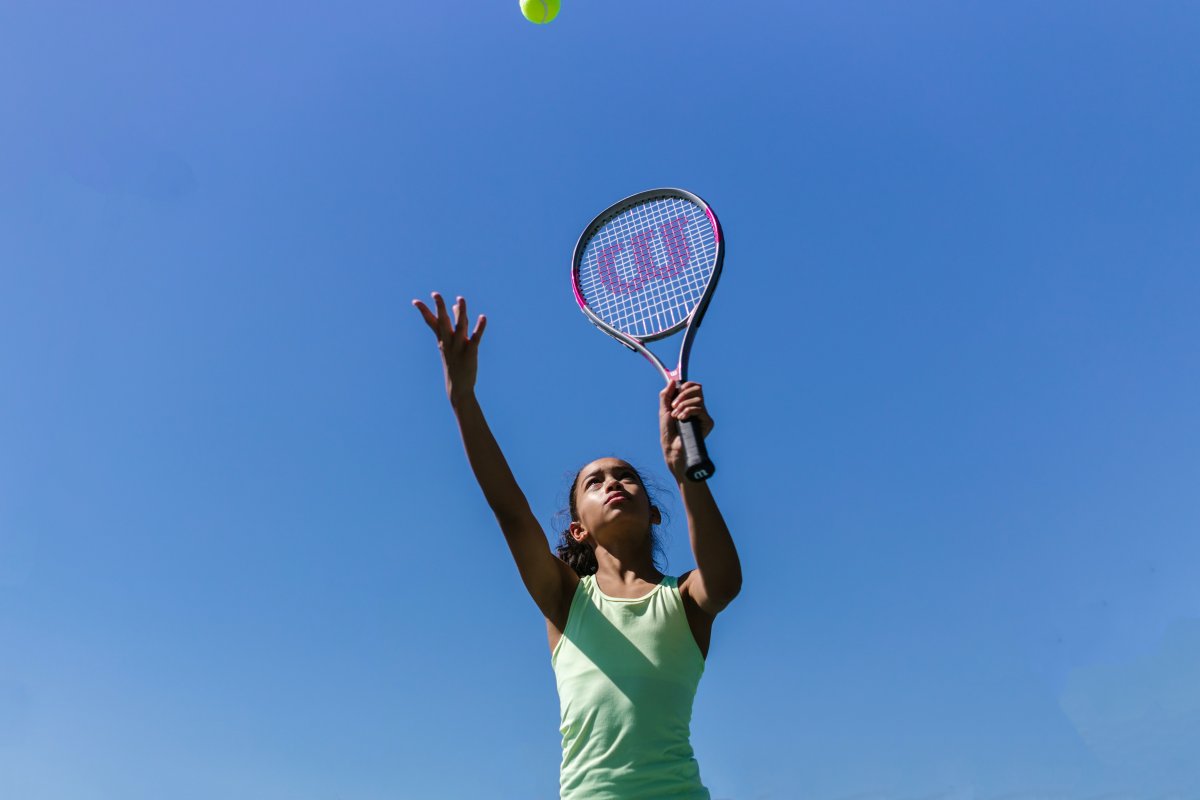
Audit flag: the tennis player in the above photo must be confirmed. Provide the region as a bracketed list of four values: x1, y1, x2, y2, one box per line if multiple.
[413, 292, 742, 800]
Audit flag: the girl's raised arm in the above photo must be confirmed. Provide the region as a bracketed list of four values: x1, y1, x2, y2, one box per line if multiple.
[412, 293, 576, 621]
[660, 381, 743, 617]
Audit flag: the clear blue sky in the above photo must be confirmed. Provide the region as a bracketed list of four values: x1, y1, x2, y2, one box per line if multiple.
[2, 2, 1199, 798]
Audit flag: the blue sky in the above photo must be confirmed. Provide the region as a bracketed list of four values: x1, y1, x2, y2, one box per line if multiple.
[2, 2, 1199, 798]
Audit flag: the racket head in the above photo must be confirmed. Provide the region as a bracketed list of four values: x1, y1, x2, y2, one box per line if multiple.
[571, 188, 724, 346]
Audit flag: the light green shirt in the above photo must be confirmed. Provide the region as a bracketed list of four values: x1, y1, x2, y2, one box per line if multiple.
[551, 574, 709, 800]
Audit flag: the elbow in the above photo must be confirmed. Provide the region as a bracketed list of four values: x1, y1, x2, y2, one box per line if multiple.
[727, 580, 744, 605]
[714, 575, 743, 607]
[727, 562, 744, 597]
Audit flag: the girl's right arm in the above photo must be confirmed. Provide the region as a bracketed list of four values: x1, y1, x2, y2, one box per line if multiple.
[412, 293, 577, 623]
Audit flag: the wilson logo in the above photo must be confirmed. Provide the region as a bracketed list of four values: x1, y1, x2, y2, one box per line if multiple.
[595, 217, 691, 295]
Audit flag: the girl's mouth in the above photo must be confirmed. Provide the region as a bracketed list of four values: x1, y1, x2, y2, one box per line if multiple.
[605, 494, 629, 506]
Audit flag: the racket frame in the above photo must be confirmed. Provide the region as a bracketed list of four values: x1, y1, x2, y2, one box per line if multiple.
[571, 187, 725, 480]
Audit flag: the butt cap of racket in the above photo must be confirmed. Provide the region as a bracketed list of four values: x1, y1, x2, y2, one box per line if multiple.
[679, 417, 714, 482]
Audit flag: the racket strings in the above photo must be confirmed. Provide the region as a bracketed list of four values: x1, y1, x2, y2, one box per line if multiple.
[577, 196, 717, 339]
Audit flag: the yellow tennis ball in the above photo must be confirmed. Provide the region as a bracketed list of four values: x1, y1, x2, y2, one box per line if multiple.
[521, 0, 560, 24]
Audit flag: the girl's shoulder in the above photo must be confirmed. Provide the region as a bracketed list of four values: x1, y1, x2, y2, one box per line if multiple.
[676, 570, 711, 614]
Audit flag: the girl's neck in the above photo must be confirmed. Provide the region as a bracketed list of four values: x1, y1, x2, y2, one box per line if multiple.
[593, 551, 663, 589]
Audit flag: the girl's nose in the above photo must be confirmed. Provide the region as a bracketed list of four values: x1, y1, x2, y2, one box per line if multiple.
[603, 476, 623, 491]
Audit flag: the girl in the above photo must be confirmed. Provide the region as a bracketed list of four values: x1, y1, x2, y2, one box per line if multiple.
[413, 292, 742, 800]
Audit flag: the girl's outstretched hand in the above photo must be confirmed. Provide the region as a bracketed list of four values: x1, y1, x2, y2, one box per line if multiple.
[659, 381, 714, 481]
[413, 292, 487, 404]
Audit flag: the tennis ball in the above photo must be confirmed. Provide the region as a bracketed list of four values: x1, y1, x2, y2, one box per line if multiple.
[521, 0, 560, 24]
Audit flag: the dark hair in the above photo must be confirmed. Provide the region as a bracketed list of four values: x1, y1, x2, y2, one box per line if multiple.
[554, 460, 669, 577]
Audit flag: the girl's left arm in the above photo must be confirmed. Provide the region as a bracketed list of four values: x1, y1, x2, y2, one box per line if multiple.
[661, 382, 743, 616]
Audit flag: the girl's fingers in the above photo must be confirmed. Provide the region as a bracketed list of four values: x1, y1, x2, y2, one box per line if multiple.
[453, 296, 468, 338]
[671, 382, 704, 406]
[432, 293, 453, 336]
[672, 398, 712, 424]
[412, 300, 439, 332]
[672, 395, 705, 414]
[470, 314, 488, 344]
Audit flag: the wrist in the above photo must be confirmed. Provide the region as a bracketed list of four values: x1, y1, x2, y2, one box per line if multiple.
[448, 387, 478, 409]
[676, 475, 713, 497]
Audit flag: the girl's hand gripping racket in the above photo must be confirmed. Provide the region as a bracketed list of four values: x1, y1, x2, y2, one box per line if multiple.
[571, 188, 725, 482]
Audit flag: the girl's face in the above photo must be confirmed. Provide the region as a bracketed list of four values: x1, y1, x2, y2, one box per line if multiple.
[571, 458, 660, 545]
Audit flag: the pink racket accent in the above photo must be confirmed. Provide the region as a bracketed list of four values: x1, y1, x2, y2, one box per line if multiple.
[704, 206, 720, 243]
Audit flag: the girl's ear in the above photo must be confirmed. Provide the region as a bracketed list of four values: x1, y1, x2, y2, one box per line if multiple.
[650, 506, 662, 526]
[569, 521, 589, 543]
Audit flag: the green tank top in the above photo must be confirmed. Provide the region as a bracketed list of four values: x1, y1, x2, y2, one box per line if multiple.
[550, 574, 709, 800]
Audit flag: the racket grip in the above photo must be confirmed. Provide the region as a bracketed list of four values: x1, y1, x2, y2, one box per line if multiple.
[678, 417, 715, 482]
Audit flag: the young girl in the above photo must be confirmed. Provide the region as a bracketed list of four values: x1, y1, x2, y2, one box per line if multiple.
[413, 292, 742, 800]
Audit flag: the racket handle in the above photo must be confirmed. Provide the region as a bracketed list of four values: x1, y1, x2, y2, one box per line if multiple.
[678, 417, 715, 482]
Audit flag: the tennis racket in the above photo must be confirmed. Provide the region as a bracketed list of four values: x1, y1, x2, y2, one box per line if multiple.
[571, 188, 725, 482]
